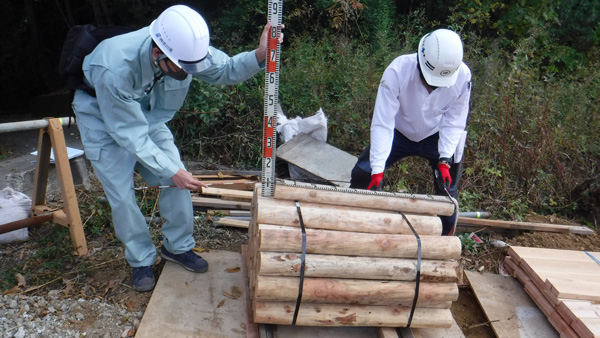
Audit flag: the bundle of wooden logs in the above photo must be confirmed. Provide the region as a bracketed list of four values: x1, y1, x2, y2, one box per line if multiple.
[246, 181, 463, 328]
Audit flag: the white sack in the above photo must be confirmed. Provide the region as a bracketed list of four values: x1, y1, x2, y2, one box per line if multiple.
[277, 108, 329, 181]
[0, 187, 31, 243]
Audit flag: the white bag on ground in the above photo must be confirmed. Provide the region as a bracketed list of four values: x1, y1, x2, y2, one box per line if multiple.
[0, 187, 31, 243]
[277, 108, 328, 181]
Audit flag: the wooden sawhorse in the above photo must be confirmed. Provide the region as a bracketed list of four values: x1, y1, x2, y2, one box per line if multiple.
[31, 118, 88, 255]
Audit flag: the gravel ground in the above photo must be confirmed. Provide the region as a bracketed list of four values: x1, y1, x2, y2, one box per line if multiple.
[0, 291, 142, 338]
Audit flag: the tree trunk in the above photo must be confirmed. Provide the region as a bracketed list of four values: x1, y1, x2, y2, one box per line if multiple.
[254, 276, 459, 305]
[258, 252, 460, 282]
[257, 197, 442, 235]
[273, 183, 455, 216]
[257, 224, 462, 260]
[253, 301, 454, 328]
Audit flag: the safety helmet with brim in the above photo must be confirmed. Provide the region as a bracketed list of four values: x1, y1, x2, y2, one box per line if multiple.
[149, 5, 212, 74]
[418, 29, 463, 88]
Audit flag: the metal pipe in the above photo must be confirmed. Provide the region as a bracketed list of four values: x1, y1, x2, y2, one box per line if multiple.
[458, 211, 491, 219]
[0, 213, 54, 234]
[0, 117, 76, 134]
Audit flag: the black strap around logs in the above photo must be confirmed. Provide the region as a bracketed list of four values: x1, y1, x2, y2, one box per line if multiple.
[291, 201, 307, 325]
[400, 212, 422, 328]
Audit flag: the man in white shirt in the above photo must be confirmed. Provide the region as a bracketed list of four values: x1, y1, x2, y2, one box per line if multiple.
[350, 29, 472, 236]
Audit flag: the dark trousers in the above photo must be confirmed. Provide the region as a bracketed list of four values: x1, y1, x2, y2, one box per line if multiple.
[350, 130, 462, 235]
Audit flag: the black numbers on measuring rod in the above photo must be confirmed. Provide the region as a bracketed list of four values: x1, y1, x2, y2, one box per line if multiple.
[271, 2, 278, 15]
[267, 137, 272, 148]
[270, 26, 278, 39]
[265, 157, 272, 168]
[268, 116, 273, 127]
[268, 95, 274, 106]
[269, 73, 276, 84]
[270, 49, 277, 62]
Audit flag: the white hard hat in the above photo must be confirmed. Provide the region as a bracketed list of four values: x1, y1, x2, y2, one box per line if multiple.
[418, 29, 463, 87]
[149, 5, 212, 74]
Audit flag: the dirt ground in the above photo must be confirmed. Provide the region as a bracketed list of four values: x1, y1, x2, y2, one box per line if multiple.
[2, 189, 599, 337]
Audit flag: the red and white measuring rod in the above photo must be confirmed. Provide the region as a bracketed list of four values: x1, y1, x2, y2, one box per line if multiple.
[261, 0, 283, 197]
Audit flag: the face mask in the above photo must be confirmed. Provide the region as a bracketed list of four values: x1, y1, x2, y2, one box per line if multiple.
[155, 54, 188, 81]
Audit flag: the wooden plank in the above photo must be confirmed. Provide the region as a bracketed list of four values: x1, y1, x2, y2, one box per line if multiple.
[572, 317, 600, 338]
[411, 318, 466, 338]
[520, 258, 600, 279]
[457, 217, 572, 233]
[546, 278, 600, 302]
[557, 300, 600, 325]
[377, 327, 401, 338]
[276, 133, 357, 188]
[201, 186, 254, 200]
[522, 281, 580, 338]
[509, 246, 600, 263]
[192, 196, 251, 210]
[208, 210, 251, 217]
[190, 169, 261, 176]
[216, 218, 250, 229]
[241, 245, 260, 338]
[48, 119, 87, 255]
[136, 250, 250, 338]
[465, 271, 558, 338]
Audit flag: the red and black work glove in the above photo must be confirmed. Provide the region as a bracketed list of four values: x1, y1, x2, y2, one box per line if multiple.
[367, 172, 383, 191]
[436, 159, 452, 190]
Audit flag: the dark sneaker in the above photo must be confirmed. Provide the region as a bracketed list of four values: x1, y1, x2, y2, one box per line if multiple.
[132, 266, 155, 292]
[160, 246, 209, 273]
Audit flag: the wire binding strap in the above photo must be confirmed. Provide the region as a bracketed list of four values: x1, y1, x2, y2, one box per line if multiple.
[400, 212, 422, 328]
[291, 201, 307, 325]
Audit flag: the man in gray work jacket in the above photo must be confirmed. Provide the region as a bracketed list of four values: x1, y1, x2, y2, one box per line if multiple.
[72, 4, 278, 292]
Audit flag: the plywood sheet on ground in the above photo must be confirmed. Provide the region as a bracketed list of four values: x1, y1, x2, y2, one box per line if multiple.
[465, 271, 558, 338]
[276, 133, 357, 188]
[411, 318, 465, 338]
[136, 250, 248, 338]
[274, 319, 465, 338]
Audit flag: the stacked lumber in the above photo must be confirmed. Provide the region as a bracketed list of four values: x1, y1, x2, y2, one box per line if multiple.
[190, 171, 258, 210]
[504, 246, 600, 338]
[247, 182, 463, 328]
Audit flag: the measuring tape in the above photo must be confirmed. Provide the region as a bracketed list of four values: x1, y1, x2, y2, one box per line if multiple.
[261, 0, 283, 197]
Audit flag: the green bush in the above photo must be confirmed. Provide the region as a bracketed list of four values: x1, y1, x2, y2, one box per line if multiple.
[173, 0, 600, 225]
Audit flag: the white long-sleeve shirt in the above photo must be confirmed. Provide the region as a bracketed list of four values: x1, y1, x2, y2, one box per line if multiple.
[369, 53, 472, 175]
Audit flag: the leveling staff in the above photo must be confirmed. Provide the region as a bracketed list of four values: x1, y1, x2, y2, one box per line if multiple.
[350, 29, 472, 236]
[72, 4, 282, 292]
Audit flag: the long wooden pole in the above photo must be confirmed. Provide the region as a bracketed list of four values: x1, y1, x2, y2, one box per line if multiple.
[257, 197, 442, 235]
[253, 301, 454, 328]
[273, 184, 455, 216]
[258, 252, 459, 282]
[254, 276, 459, 305]
[257, 225, 462, 260]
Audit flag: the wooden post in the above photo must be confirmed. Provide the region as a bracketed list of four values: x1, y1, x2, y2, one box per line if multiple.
[253, 302, 454, 328]
[31, 118, 88, 255]
[257, 225, 462, 260]
[257, 197, 443, 235]
[258, 252, 460, 282]
[254, 276, 459, 305]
